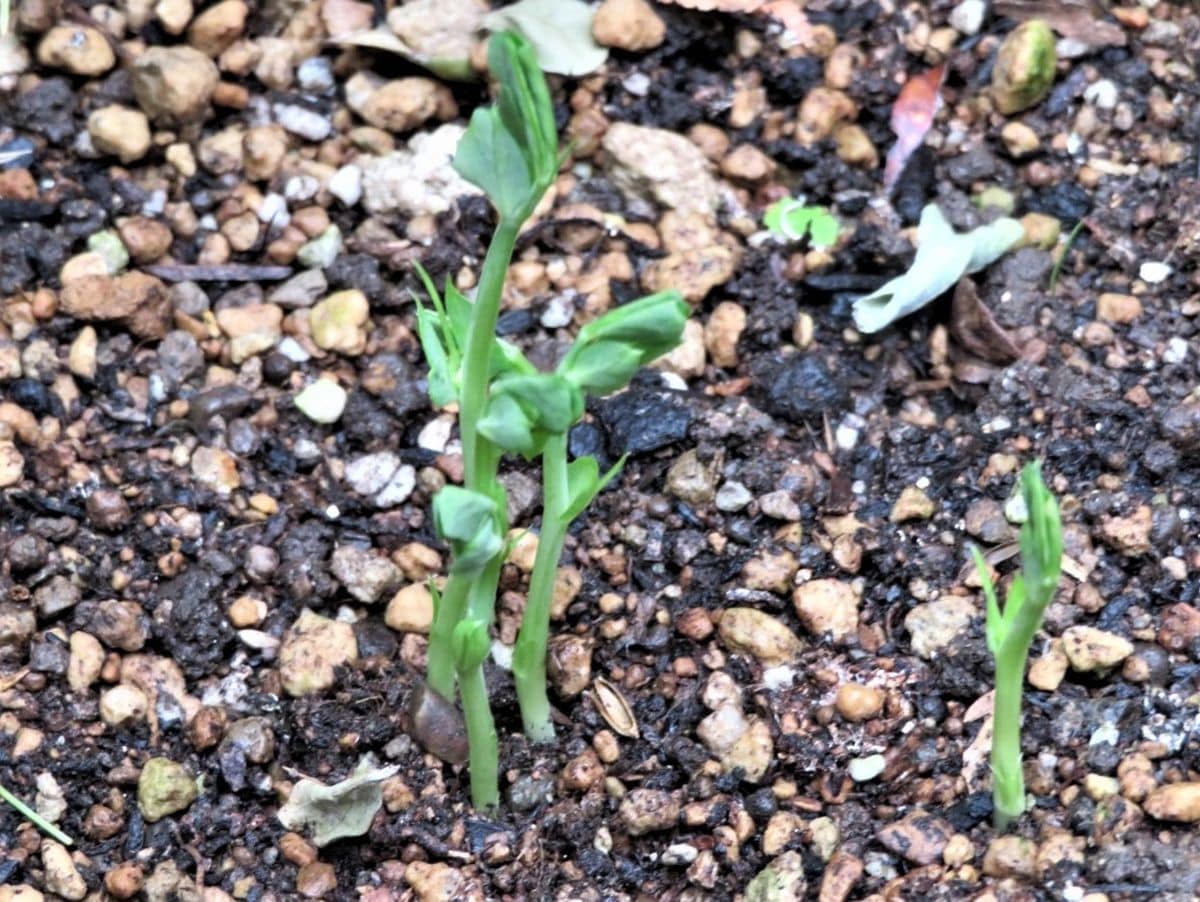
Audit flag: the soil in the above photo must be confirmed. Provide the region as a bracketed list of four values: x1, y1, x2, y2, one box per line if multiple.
[2, 1, 1200, 900]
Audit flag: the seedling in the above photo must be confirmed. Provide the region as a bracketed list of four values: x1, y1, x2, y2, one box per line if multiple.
[971, 461, 1063, 830]
[0, 781, 74, 846]
[415, 32, 687, 807]
[763, 198, 839, 248]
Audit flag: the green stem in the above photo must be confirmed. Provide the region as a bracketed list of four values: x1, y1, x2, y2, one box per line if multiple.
[458, 657, 500, 810]
[513, 432, 569, 741]
[991, 641, 1030, 830]
[426, 572, 471, 701]
[459, 221, 519, 491]
[0, 782, 74, 846]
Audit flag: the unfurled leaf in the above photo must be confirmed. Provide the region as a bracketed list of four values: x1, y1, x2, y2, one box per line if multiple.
[883, 63, 946, 193]
[277, 756, 400, 847]
[852, 205, 1023, 333]
[483, 0, 607, 77]
[328, 28, 476, 81]
[763, 199, 839, 247]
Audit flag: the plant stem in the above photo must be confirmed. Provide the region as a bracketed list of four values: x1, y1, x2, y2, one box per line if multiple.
[458, 653, 500, 810]
[514, 431, 569, 741]
[459, 221, 519, 490]
[991, 640, 1030, 830]
[0, 782, 74, 846]
[426, 572, 470, 701]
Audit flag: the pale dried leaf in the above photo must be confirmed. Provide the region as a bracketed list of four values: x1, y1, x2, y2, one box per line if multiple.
[277, 755, 400, 847]
[591, 677, 639, 739]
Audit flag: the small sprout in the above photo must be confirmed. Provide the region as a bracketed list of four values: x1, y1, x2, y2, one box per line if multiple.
[991, 19, 1057, 115]
[763, 198, 840, 248]
[971, 461, 1063, 830]
[0, 781, 74, 846]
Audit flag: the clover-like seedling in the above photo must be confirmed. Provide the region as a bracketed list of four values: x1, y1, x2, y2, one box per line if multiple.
[763, 198, 839, 248]
[971, 461, 1062, 830]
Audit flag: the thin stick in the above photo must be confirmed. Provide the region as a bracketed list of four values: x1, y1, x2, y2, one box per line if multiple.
[0, 781, 75, 846]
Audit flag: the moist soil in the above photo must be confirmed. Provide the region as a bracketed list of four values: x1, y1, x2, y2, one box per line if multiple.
[2, 2, 1200, 900]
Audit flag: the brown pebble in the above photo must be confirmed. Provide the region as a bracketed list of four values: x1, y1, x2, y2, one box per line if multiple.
[296, 861, 337, 898]
[835, 683, 884, 722]
[103, 862, 144, 899]
[280, 831, 318, 867]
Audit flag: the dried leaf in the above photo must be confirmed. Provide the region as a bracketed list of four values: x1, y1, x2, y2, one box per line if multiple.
[883, 63, 945, 193]
[961, 693, 994, 790]
[483, 0, 608, 77]
[656, 0, 812, 46]
[994, 0, 1126, 47]
[591, 677, 639, 739]
[950, 277, 1023, 363]
[328, 27, 475, 80]
[277, 755, 400, 847]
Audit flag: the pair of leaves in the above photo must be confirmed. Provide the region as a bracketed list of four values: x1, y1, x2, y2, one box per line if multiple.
[762, 199, 839, 247]
[852, 204, 1024, 333]
[433, 486, 503, 574]
[972, 462, 1063, 656]
[454, 31, 560, 224]
[477, 373, 584, 459]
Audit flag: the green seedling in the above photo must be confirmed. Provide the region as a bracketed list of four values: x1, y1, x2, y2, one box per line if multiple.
[1048, 219, 1085, 293]
[0, 781, 74, 846]
[415, 32, 688, 806]
[971, 461, 1063, 830]
[763, 198, 839, 248]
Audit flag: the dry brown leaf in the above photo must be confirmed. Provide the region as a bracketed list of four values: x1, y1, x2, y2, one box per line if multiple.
[994, 0, 1126, 47]
[591, 677, 640, 739]
[950, 277, 1023, 364]
[657, 0, 812, 45]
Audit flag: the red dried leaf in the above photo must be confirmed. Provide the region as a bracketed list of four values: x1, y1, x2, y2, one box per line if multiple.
[883, 63, 946, 193]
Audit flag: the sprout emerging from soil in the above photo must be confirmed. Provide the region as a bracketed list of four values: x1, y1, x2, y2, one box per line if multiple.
[972, 461, 1063, 830]
[414, 32, 687, 807]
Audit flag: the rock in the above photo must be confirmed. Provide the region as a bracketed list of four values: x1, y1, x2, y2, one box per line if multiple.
[547, 634, 593, 697]
[35, 574, 80, 617]
[103, 862, 144, 899]
[358, 78, 445, 132]
[360, 124, 482, 217]
[404, 861, 465, 902]
[950, 0, 986, 35]
[88, 106, 153, 163]
[0, 34, 31, 77]
[743, 549, 798, 595]
[328, 165, 363, 207]
[100, 684, 149, 726]
[704, 301, 746, 368]
[296, 861, 337, 899]
[835, 683, 884, 722]
[330, 545, 401, 604]
[269, 269, 328, 308]
[87, 231, 130, 275]
[67, 631, 104, 691]
[155, 0, 193, 34]
[905, 597, 976, 659]
[243, 125, 288, 181]
[132, 46, 220, 123]
[876, 811, 954, 865]
[720, 144, 776, 183]
[718, 607, 803, 666]
[310, 289, 369, 354]
[764, 355, 846, 423]
[602, 122, 720, 218]
[982, 835, 1037, 879]
[796, 87, 857, 145]
[345, 451, 416, 507]
[273, 103, 331, 142]
[294, 379, 349, 424]
[1027, 638, 1068, 691]
[991, 19, 1057, 114]
[833, 123, 878, 169]
[1161, 401, 1200, 451]
[191, 446, 241, 495]
[848, 754, 886, 782]
[1144, 783, 1200, 823]
[279, 609, 358, 696]
[1096, 292, 1142, 324]
[0, 442, 23, 488]
[188, 0, 247, 56]
[654, 318, 705, 379]
[1000, 121, 1040, 157]
[698, 705, 772, 782]
[217, 303, 283, 363]
[592, 0, 665, 51]
[744, 850, 807, 900]
[715, 480, 752, 512]
[619, 789, 680, 835]
[890, 485, 935, 522]
[385, 584, 433, 633]
[117, 218, 173, 264]
[665, 449, 715, 505]
[793, 579, 858, 642]
[1061, 625, 1133, 671]
[1099, 505, 1152, 555]
[36, 26, 114, 75]
[297, 225, 343, 269]
[40, 840, 86, 901]
[59, 271, 169, 334]
[1020, 212, 1060, 250]
[138, 758, 198, 822]
[642, 245, 738, 304]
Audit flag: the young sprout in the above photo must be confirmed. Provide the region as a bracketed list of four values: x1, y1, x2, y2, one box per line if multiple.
[414, 31, 689, 806]
[763, 198, 839, 248]
[971, 461, 1063, 830]
[0, 781, 74, 846]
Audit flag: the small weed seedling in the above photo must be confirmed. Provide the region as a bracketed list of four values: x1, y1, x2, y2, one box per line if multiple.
[415, 32, 687, 807]
[763, 197, 839, 248]
[971, 461, 1063, 830]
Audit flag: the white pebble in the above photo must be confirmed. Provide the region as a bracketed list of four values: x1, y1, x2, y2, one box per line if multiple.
[949, 0, 985, 35]
[257, 192, 289, 226]
[540, 295, 574, 329]
[1084, 79, 1118, 110]
[277, 337, 310, 362]
[848, 754, 886, 782]
[328, 165, 363, 207]
[1163, 337, 1189, 364]
[294, 379, 348, 424]
[1139, 260, 1172, 284]
[297, 57, 334, 93]
[272, 102, 331, 142]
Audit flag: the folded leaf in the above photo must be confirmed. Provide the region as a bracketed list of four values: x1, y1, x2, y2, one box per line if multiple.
[852, 205, 1023, 333]
[433, 486, 503, 573]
